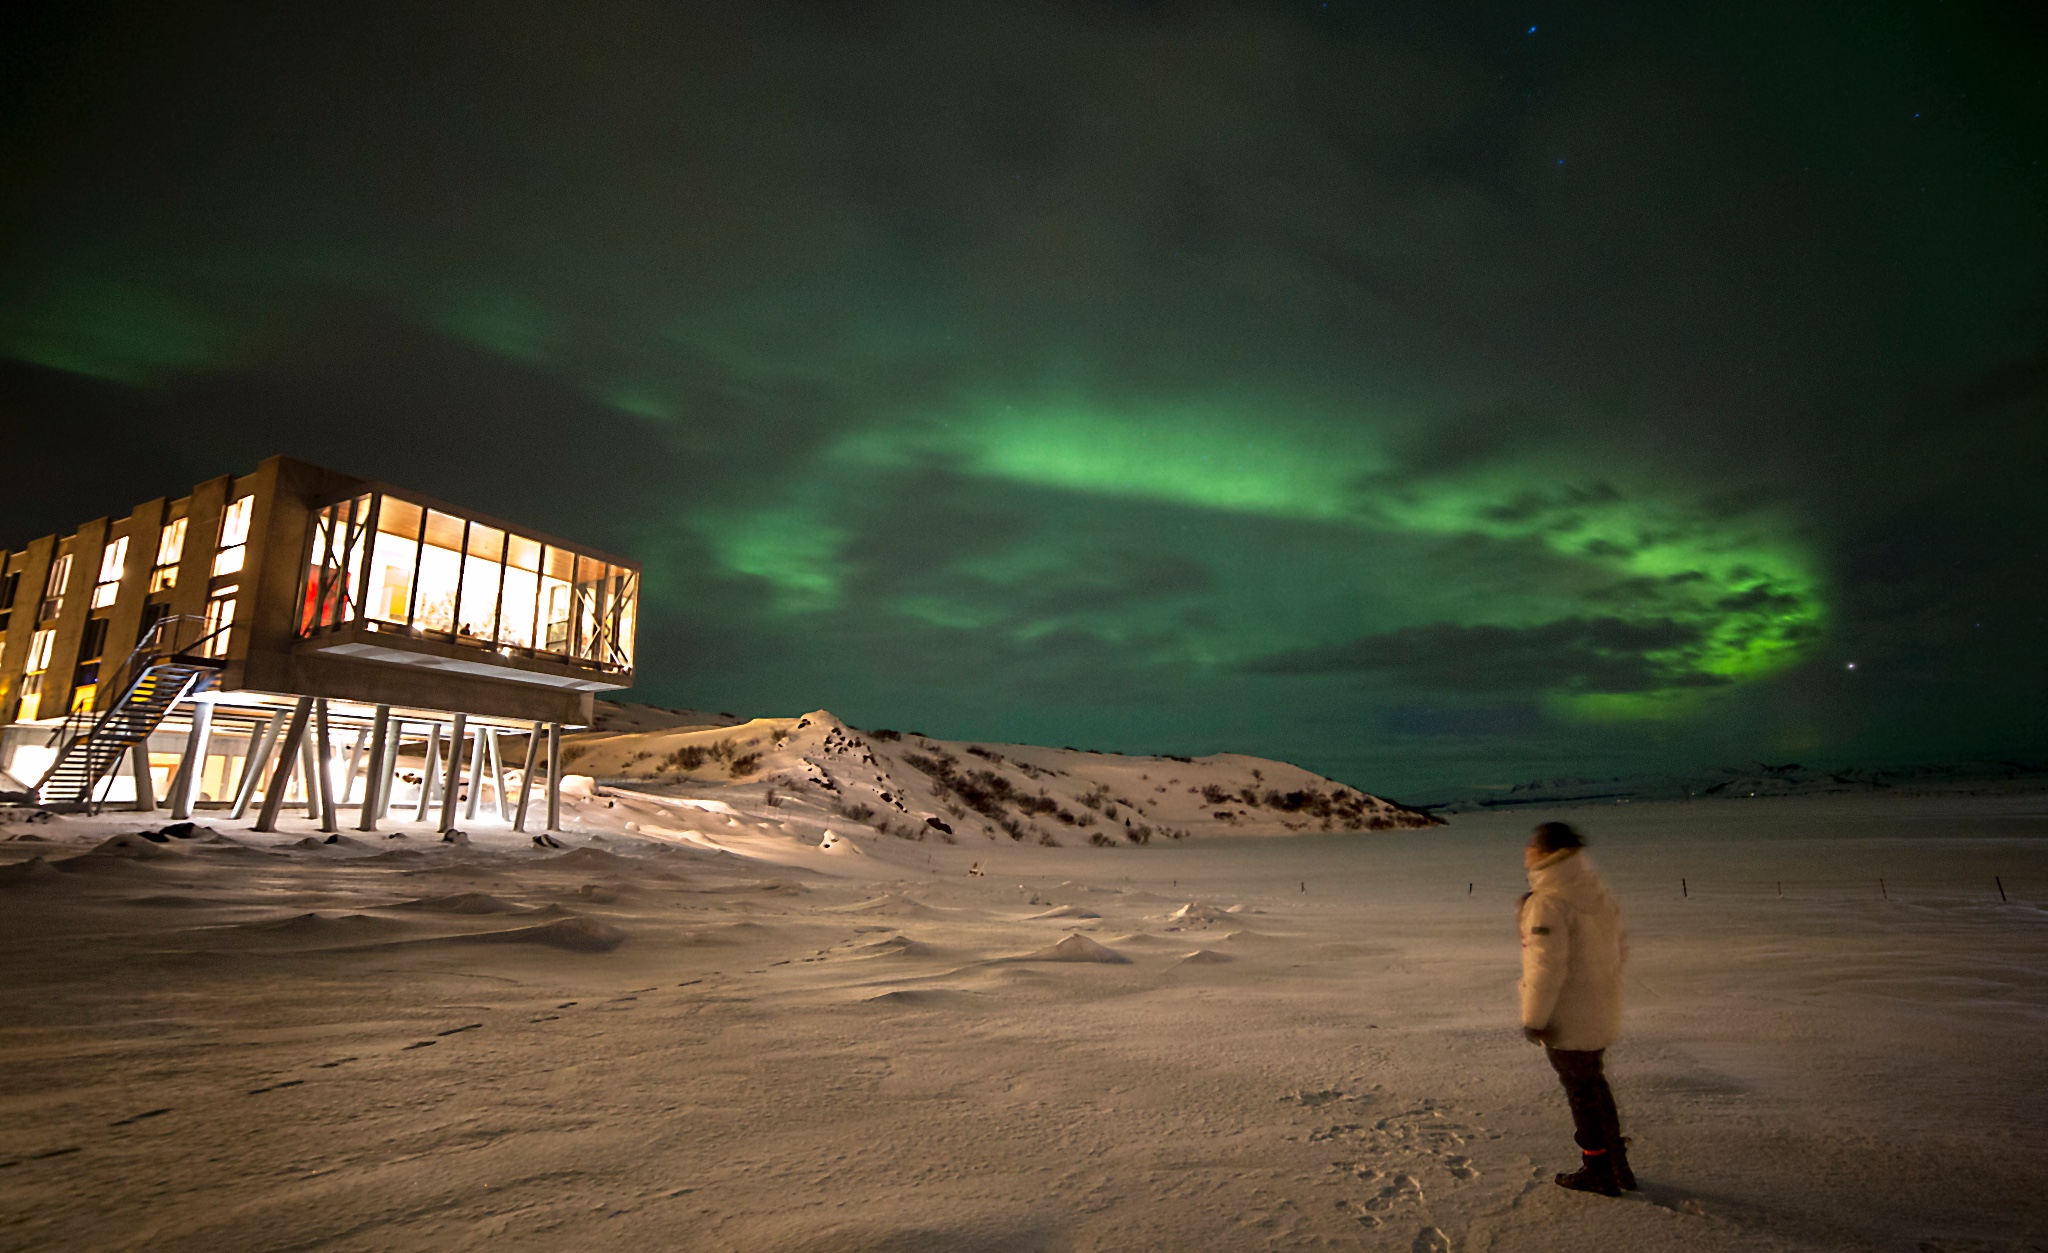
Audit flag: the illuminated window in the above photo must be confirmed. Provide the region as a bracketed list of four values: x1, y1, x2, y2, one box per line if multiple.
[567, 555, 638, 669]
[17, 628, 56, 722]
[213, 496, 253, 576]
[365, 497, 423, 625]
[25, 627, 55, 676]
[299, 495, 370, 633]
[202, 587, 237, 658]
[458, 522, 505, 642]
[69, 684, 97, 714]
[414, 510, 465, 635]
[498, 534, 543, 649]
[574, 554, 605, 662]
[540, 546, 574, 654]
[17, 675, 44, 723]
[151, 518, 187, 592]
[615, 575, 637, 668]
[91, 536, 129, 609]
[41, 554, 72, 621]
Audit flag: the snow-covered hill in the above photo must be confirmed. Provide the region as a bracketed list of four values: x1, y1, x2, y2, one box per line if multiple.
[562, 710, 1439, 847]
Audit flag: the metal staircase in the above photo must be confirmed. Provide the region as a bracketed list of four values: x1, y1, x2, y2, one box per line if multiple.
[32, 615, 227, 811]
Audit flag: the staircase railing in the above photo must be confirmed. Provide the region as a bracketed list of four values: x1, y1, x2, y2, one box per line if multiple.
[32, 614, 229, 810]
[42, 706, 96, 755]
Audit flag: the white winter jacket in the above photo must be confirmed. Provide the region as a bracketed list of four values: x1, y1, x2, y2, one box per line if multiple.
[1518, 848, 1627, 1051]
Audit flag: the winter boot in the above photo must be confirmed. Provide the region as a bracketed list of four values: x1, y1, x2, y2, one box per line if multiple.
[1611, 1138, 1637, 1191]
[1554, 1150, 1622, 1197]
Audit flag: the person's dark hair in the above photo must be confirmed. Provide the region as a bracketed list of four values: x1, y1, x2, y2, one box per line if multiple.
[1530, 821, 1585, 853]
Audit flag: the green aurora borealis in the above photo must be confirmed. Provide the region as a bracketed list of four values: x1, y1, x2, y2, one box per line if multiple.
[1, 2, 2042, 796]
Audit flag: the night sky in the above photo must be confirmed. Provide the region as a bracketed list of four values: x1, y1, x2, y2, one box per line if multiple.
[2, 2, 2042, 797]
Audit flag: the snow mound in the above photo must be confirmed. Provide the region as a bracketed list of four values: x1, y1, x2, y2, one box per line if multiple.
[227, 913, 410, 943]
[854, 934, 938, 958]
[83, 831, 180, 859]
[1164, 902, 1243, 923]
[458, 915, 625, 952]
[543, 847, 649, 873]
[829, 893, 940, 918]
[390, 893, 535, 915]
[0, 856, 64, 887]
[865, 988, 978, 1007]
[1004, 933, 1130, 964]
[818, 829, 864, 854]
[1026, 904, 1100, 920]
[291, 835, 379, 852]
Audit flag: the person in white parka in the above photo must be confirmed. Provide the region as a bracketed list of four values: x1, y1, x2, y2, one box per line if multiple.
[1519, 821, 1637, 1196]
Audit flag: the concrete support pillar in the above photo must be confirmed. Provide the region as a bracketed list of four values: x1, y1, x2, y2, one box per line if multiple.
[512, 721, 542, 833]
[129, 741, 156, 813]
[313, 699, 339, 834]
[545, 722, 562, 834]
[339, 727, 369, 805]
[253, 697, 313, 833]
[487, 727, 508, 822]
[414, 723, 442, 822]
[356, 705, 391, 833]
[462, 723, 484, 822]
[298, 724, 320, 810]
[169, 700, 215, 821]
[229, 711, 284, 821]
[438, 712, 467, 835]
[377, 720, 403, 821]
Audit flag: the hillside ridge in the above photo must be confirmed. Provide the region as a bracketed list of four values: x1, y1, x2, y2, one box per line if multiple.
[565, 709, 1439, 846]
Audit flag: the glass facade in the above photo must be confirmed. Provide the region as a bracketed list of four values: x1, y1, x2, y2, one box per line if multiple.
[299, 491, 637, 675]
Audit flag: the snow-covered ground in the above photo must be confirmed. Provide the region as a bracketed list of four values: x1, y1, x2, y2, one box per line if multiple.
[1, 777, 2044, 1251]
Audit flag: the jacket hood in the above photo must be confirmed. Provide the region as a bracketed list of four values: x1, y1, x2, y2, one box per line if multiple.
[1527, 848, 1613, 912]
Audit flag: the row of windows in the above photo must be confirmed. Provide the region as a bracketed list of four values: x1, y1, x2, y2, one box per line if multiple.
[299, 493, 636, 672]
[9, 503, 209, 626]
[3, 501, 237, 720]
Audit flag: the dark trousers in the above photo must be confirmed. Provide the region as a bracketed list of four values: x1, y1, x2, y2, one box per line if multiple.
[1545, 1047, 1623, 1154]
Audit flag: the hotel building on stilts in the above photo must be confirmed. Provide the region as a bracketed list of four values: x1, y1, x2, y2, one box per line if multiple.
[0, 455, 638, 835]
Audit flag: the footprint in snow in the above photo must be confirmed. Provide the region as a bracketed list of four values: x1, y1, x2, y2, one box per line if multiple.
[1412, 1227, 1451, 1253]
